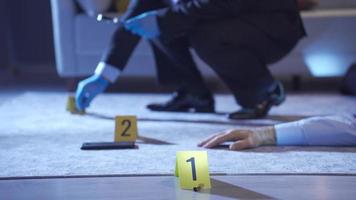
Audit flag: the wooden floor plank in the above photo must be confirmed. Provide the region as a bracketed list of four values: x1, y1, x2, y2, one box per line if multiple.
[1, 175, 355, 200]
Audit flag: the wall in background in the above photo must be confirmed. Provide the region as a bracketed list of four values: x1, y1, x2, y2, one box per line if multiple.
[0, 0, 9, 70]
[1, 0, 356, 78]
[2, 0, 55, 72]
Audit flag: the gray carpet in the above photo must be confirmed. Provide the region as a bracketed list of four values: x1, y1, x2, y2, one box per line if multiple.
[1, 92, 356, 177]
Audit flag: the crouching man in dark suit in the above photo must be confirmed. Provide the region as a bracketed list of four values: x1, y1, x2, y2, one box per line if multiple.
[77, 0, 306, 119]
[124, 0, 306, 119]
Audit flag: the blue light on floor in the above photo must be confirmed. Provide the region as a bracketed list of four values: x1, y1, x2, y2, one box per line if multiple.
[304, 53, 349, 77]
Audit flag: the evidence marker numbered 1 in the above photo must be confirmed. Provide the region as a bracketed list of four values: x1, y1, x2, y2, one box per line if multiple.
[175, 151, 211, 191]
[115, 115, 138, 142]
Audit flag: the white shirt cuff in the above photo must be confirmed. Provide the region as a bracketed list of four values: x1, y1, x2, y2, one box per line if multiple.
[275, 121, 307, 146]
[94, 62, 120, 83]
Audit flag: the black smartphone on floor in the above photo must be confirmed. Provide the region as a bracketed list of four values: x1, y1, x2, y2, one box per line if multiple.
[81, 142, 137, 150]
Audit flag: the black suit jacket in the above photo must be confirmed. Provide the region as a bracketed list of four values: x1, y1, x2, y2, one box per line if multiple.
[157, 0, 306, 47]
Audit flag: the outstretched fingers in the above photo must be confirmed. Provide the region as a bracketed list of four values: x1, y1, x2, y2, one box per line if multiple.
[199, 130, 248, 149]
[229, 140, 252, 151]
[198, 132, 223, 147]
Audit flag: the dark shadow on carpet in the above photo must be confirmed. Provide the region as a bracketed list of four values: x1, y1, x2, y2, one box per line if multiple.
[85, 112, 308, 126]
[137, 136, 175, 145]
[265, 114, 309, 122]
[211, 145, 356, 153]
[248, 146, 356, 153]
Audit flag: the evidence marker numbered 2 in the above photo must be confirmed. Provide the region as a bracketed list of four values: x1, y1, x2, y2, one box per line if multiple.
[80, 115, 138, 150]
[115, 115, 138, 142]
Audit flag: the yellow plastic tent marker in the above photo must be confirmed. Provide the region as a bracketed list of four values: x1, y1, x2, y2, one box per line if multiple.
[115, 116, 138, 142]
[66, 96, 85, 115]
[175, 151, 211, 190]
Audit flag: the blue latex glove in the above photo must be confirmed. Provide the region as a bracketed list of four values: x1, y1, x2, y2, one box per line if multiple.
[75, 74, 110, 111]
[124, 11, 160, 39]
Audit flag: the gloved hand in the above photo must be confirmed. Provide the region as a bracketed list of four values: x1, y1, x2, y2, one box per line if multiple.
[124, 11, 160, 39]
[75, 74, 110, 111]
[198, 126, 276, 150]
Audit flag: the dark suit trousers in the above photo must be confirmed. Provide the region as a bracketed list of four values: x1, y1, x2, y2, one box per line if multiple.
[188, 18, 297, 107]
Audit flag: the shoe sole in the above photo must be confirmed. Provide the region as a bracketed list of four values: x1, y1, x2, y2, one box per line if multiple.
[148, 105, 215, 113]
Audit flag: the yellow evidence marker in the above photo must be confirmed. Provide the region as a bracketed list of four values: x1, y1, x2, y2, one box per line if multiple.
[175, 151, 211, 190]
[115, 116, 138, 142]
[66, 96, 85, 115]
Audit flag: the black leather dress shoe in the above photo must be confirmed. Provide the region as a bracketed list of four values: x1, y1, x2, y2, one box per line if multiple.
[147, 90, 215, 113]
[228, 81, 285, 119]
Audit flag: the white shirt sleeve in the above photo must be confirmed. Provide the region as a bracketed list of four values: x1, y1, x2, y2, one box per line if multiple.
[275, 114, 356, 146]
[94, 62, 121, 83]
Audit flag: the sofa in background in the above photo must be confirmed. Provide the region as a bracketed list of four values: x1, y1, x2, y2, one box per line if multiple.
[50, 0, 356, 80]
